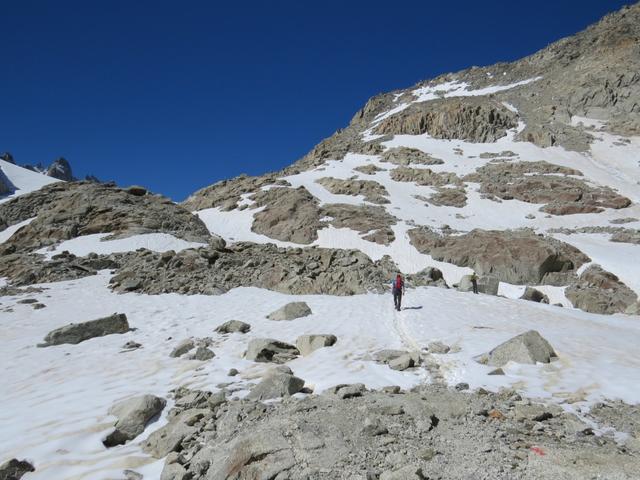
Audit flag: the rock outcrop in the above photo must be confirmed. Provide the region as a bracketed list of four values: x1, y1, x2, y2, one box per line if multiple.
[566, 265, 638, 314]
[214, 320, 251, 334]
[376, 97, 518, 143]
[520, 287, 550, 304]
[108, 243, 399, 296]
[381, 147, 444, 166]
[315, 177, 390, 204]
[103, 395, 166, 447]
[0, 181, 211, 253]
[408, 228, 589, 285]
[464, 161, 631, 215]
[38, 313, 130, 347]
[46, 157, 74, 181]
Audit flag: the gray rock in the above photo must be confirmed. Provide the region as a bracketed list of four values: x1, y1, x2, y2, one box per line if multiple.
[520, 287, 550, 303]
[0, 459, 35, 480]
[39, 313, 129, 347]
[566, 265, 638, 314]
[488, 368, 505, 376]
[169, 339, 195, 358]
[160, 463, 189, 480]
[388, 353, 419, 371]
[247, 368, 305, 400]
[142, 410, 200, 459]
[427, 341, 450, 354]
[188, 346, 215, 361]
[479, 330, 557, 367]
[227, 368, 239, 376]
[214, 320, 251, 334]
[103, 394, 166, 447]
[373, 349, 408, 364]
[267, 302, 312, 321]
[295, 334, 337, 356]
[315, 177, 390, 204]
[381, 146, 445, 166]
[409, 227, 589, 285]
[245, 338, 299, 363]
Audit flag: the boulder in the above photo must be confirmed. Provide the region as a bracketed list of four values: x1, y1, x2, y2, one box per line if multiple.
[0, 459, 34, 480]
[566, 265, 638, 314]
[39, 313, 130, 347]
[103, 394, 166, 447]
[388, 353, 419, 371]
[458, 274, 499, 295]
[520, 287, 550, 303]
[267, 302, 312, 321]
[188, 346, 215, 361]
[247, 367, 305, 400]
[245, 338, 299, 363]
[328, 383, 367, 399]
[478, 330, 557, 367]
[427, 341, 450, 354]
[295, 334, 337, 356]
[126, 185, 147, 196]
[373, 349, 409, 364]
[169, 339, 195, 358]
[214, 320, 251, 334]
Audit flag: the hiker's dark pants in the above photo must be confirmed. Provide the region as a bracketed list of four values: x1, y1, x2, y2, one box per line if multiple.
[472, 280, 478, 294]
[393, 290, 402, 310]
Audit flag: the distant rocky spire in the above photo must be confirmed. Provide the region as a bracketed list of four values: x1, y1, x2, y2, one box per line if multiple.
[1, 152, 15, 164]
[46, 157, 75, 181]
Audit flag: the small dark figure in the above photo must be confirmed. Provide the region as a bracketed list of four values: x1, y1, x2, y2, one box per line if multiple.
[392, 274, 405, 311]
[470, 272, 478, 294]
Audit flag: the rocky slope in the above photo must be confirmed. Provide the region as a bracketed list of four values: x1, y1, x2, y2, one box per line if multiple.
[1, 4, 640, 480]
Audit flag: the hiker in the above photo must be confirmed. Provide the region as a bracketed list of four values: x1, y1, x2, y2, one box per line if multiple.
[470, 272, 478, 294]
[392, 273, 405, 311]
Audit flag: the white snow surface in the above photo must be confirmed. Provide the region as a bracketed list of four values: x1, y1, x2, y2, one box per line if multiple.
[0, 159, 59, 203]
[1, 273, 639, 479]
[0, 217, 35, 244]
[34, 233, 206, 259]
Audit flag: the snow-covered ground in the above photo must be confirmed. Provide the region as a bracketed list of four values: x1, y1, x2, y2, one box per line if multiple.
[0, 159, 59, 203]
[1, 273, 639, 479]
[34, 233, 207, 259]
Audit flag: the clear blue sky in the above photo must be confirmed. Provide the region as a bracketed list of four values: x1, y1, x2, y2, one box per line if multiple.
[0, 0, 630, 200]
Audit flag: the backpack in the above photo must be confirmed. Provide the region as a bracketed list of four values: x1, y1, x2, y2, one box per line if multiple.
[394, 276, 403, 291]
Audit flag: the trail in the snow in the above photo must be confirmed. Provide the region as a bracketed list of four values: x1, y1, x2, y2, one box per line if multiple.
[392, 307, 445, 384]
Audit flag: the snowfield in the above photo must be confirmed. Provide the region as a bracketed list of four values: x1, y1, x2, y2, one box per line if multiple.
[1, 272, 640, 479]
[0, 159, 59, 203]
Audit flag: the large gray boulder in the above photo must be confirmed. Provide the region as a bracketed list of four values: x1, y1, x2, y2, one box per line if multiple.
[267, 302, 312, 321]
[478, 330, 557, 367]
[566, 265, 638, 314]
[247, 366, 305, 401]
[295, 334, 337, 356]
[0, 459, 35, 480]
[520, 287, 550, 303]
[103, 394, 166, 447]
[245, 338, 299, 363]
[38, 313, 130, 347]
[214, 320, 251, 334]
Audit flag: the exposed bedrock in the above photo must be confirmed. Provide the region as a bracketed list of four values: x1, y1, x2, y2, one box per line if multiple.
[390, 167, 462, 187]
[249, 186, 398, 245]
[464, 161, 631, 214]
[375, 97, 518, 142]
[0, 181, 212, 253]
[148, 384, 640, 480]
[408, 227, 590, 285]
[315, 177, 390, 204]
[565, 265, 638, 315]
[380, 147, 445, 166]
[181, 174, 291, 212]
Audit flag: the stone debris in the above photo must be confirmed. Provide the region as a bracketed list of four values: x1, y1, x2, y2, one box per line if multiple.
[245, 338, 300, 364]
[214, 320, 251, 334]
[295, 334, 337, 356]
